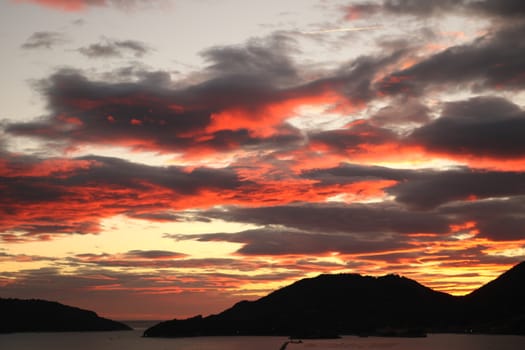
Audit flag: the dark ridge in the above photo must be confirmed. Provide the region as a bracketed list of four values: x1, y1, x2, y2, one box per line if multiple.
[144, 261, 525, 338]
[0, 298, 131, 333]
[462, 261, 525, 334]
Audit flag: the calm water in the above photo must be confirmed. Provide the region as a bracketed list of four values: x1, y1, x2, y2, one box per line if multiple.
[1, 330, 524, 350]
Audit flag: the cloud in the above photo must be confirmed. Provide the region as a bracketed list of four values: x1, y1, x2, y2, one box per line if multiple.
[0, 61, 311, 154]
[378, 23, 525, 94]
[370, 97, 430, 127]
[14, 0, 105, 11]
[471, 0, 525, 19]
[172, 227, 408, 256]
[302, 163, 525, 240]
[409, 96, 525, 159]
[344, 0, 462, 20]
[124, 250, 187, 260]
[4, 30, 417, 160]
[78, 39, 150, 58]
[302, 163, 413, 185]
[0, 151, 401, 241]
[389, 168, 525, 210]
[201, 203, 450, 236]
[0, 154, 245, 240]
[13, 0, 168, 12]
[0, 264, 306, 318]
[201, 34, 300, 86]
[304, 162, 525, 211]
[441, 197, 525, 241]
[345, 0, 525, 20]
[308, 120, 400, 154]
[21, 31, 67, 49]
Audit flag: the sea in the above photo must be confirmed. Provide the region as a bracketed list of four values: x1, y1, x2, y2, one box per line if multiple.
[1, 327, 524, 350]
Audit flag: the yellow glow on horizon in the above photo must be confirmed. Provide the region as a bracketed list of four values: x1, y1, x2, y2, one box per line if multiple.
[5, 215, 256, 259]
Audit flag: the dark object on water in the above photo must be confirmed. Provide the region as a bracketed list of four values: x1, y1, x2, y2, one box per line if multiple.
[279, 340, 302, 350]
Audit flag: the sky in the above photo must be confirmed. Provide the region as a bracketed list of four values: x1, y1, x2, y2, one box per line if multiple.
[1, 0, 525, 321]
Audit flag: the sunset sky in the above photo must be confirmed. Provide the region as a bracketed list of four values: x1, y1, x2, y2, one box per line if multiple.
[1, 0, 525, 321]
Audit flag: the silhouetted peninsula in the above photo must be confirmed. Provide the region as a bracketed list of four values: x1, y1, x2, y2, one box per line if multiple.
[144, 261, 525, 338]
[0, 298, 131, 333]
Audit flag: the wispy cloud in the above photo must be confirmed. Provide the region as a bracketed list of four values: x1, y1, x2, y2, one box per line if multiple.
[21, 31, 67, 49]
[78, 39, 151, 58]
[301, 25, 383, 35]
[14, 0, 169, 12]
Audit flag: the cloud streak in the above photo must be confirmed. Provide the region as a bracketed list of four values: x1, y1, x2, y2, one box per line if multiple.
[21, 31, 67, 49]
[14, 0, 166, 12]
[78, 39, 150, 58]
[301, 25, 383, 35]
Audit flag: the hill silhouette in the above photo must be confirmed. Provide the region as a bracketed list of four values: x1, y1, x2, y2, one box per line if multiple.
[144, 261, 525, 338]
[462, 261, 525, 334]
[0, 298, 131, 333]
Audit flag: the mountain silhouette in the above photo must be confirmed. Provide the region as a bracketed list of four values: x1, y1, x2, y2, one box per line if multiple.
[462, 261, 525, 334]
[144, 261, 525, 338]
[0, 298, 131, 333]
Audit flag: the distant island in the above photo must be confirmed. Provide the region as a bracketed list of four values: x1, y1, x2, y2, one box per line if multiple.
[144, 261, 525, 338]
[0, 298, 131, 333]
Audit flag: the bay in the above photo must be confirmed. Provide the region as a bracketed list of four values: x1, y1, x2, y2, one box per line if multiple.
[1, 330, 524, 350]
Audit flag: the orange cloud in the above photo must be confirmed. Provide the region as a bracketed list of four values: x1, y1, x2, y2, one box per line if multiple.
[205, 91, 345, 138]
[0, 158, 97, 178]
[14, 0, 105, 12]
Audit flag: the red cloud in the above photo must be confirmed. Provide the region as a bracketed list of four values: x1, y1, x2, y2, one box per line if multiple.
[0, 158, 97, 178]
[205, 91, 346, 138]
[14, 0, 106, 12]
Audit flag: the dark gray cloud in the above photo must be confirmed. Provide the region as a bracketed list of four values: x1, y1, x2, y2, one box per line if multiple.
[347, 0, 525, 19]
[21, 31, 67, 50]
[305, 164, 525, 240]
[71, 155, 244, 194]
[302, 163, 413, 184]
[370, 97, 430, 127]
[78, 39, 150, 58]
[202, 203, 450, 236]
[378, 24, 525, 94]
[471, 0, 525, 19]
[302, 164, 525, 241]
[308, 121, 399, 153]
[389, 169, 525, 210]
[441, 196, 525, 241]
[172, 227, 407, 256]
[174, 197, 525, 253]
[2, 154, 243, 196]
[308, 47, 409, 104]
[127, 211, 181, 221]
[125, 250, 187, 259]
[409, 96, 525, 158]
[201, 33, 300, 86]
[304, 162, 525, 210]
